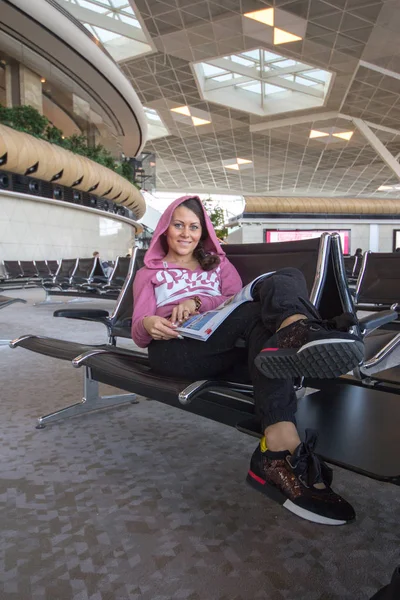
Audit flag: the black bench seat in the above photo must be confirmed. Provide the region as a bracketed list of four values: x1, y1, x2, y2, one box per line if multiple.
[10, 234, 400, 483]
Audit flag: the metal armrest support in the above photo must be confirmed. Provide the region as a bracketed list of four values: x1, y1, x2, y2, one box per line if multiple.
[72, 346, 147, 367]
[358, 310, 397, 336]
[178, 380, 253, 405]
[360, 332, 400, 374]
[9, 334, 47, 348]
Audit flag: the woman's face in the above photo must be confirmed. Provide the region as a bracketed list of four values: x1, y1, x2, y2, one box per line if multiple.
[166, 205, 202, 258]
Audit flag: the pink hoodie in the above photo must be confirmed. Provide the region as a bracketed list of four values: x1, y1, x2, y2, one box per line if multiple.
[131, 195, 242, 347]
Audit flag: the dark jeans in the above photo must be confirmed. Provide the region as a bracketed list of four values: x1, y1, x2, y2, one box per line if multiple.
[148, 268, 320, 430]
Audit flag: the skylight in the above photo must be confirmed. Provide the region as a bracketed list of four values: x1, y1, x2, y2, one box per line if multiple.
[55, 0, 152, 61]
[144, 107, 169, 141]
[193, 49, 333, 117]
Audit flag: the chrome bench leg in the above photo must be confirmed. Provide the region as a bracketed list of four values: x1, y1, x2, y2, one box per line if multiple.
[36, 367, 139, 428]
[34, 289, 64, 306]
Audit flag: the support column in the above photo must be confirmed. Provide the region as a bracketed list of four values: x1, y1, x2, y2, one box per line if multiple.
[5, 61, 21, 107]
[369, 224, 379, 251]
[19, 65, 43, 114]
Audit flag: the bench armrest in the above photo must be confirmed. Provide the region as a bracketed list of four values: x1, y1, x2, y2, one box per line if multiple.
[53, 308, 110, 321]
[358, 310, 397, 335]
[72, 346, 146, 365]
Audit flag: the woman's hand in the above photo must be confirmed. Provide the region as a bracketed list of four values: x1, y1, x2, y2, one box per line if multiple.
[170, 299, 197, 324]
[142, 316, 180, 341]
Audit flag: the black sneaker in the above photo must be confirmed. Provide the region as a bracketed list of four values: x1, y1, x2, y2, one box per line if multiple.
[255, 313, 364, 379]
[246, 430, 355, 525]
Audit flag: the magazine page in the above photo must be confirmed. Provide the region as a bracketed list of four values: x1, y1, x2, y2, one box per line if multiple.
[175, 301, 243, 341]
[175, 271, 274, 341]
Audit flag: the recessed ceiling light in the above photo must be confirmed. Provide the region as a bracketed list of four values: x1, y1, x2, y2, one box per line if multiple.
[41, 78, 46, 83]
[309, 130, 330, 139]
[191, 116, 211, 126]
[378, 184, 400, 191]
[244, 8, 274, 26]
[274, 28, 302, 44]
[332, 131, 354, 141]
[171, 105, 191, 116]
[224, 158, 253, 170]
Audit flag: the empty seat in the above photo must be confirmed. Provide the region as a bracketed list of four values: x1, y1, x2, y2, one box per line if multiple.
[20, 261, 38, 278]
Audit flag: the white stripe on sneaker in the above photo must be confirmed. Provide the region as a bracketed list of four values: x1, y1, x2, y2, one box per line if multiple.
[297, 338, 356, 353]
[283, 499, 347, 525]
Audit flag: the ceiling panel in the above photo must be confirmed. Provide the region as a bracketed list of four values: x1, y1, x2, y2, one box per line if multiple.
[121, 0, 400, 197]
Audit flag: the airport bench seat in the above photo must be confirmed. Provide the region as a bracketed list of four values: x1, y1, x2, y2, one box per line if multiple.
[354, 251, 400, 311]
[10, 235, 400, 484]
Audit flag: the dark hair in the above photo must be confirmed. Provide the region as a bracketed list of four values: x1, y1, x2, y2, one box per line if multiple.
[178, 197, 220, 271]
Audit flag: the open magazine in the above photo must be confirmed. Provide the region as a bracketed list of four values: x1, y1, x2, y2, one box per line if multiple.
[175, 272, 275, 341]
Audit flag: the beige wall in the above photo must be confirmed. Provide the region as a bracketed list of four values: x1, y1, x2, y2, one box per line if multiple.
[0, 192, 136, 261]
[229, 219, 400, 253]
[19, 65, 43, 114]
[42, 96, 81, 137]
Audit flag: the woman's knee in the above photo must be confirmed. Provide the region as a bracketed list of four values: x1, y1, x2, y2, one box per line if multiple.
[257, 267, 306, 296]
[276, 267, 305, 280]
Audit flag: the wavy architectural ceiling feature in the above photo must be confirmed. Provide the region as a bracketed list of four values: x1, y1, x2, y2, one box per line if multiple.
[244, 196, 400, 215]
[0, 124, 146, 219]
[0, 0, 148, 156]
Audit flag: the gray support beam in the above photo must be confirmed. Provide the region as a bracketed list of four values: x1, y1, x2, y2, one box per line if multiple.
[353, 118, 400, 181]
[56, 0, 149, 43]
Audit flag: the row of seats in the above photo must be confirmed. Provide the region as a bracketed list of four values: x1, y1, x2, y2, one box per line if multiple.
[42, 256, 130, 300]
[0, 256, 131, 300]
[9, 234, 400, 485]
[344, 253, 364, 281]
[343, 251, 400, 311]
[0, 259, 59, 286]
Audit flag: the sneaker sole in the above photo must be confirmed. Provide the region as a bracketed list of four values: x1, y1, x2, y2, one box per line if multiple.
[246, 471, 351, 526]
[255, 339, 364, 379]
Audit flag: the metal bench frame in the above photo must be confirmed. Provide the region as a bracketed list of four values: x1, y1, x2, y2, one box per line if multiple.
[10, 234, 400, 483]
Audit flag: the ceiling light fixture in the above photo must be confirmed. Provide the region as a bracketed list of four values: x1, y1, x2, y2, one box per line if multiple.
[224, 158, 253, 170]
[40, 78, 46, 83]
[244, 8, 302, 44]
[191, 116, 211, 126]
[171, 105, 191, 116]
[244, 8, 274, 26]
[378, 184, 400, 191]
[332, 131, 354, 141]
[309, 130, 330, 138]
[171, 105, 211, 126]
[274, 28, 302, 44]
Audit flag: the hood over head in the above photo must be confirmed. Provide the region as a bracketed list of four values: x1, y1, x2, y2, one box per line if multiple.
[144, 195, 225, 269]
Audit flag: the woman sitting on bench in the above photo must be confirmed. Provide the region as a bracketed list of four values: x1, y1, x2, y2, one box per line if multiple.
[131, 195, 364, 526]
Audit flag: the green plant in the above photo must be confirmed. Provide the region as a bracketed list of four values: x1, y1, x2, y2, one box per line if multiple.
[203, 199, 228, 239]
[0, 104, 49, 136]
[0, 104, 138, 186]
[44, 124, 63, 144]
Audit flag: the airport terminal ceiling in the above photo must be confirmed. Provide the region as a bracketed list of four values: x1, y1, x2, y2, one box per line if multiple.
[112, 0, 400, 199]
[2, 1, 400, 200]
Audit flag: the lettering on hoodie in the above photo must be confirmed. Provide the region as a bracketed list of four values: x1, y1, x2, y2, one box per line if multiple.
[155, 267, 222, 307]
